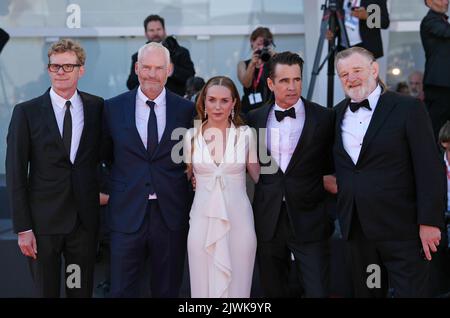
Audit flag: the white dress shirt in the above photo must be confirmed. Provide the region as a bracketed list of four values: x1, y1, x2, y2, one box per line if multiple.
[341, 85, 382, 164]
[136, 86, 167, 199]
[266, 98, 305, 173]
[50, 87, 84, 164]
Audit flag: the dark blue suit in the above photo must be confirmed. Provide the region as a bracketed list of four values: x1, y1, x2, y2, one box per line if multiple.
[102, 88, 194, 297]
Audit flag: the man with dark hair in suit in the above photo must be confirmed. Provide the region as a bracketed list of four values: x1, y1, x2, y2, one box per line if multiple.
[6, 39, 104, 297]
[327, 0, 390, 59]
[103, 42, 194, 297]
[126, 14, 195, 97]
[333, 47, 446, 297]
[246, 51, 335, 297]
[421, 0, 450, 139]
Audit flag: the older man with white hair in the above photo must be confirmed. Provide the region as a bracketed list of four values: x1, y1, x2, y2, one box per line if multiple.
[333, 47, 446, 297]
[102, 42, 195, 297]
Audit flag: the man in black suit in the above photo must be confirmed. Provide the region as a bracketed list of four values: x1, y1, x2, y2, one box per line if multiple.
[126, 14, 195, 96]
[328, 0, 390, 59]
[420, 0, 450, 139]
[6, 39, 103, 297]
[333, 47, 446, 297]
[246, 52, 335, 297]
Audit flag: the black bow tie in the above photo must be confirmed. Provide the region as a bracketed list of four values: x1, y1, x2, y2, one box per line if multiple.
[348, 99, 371, 113]
[275, 107, 296, 122]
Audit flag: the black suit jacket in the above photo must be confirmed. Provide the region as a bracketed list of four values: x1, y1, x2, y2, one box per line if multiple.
[337, 0, 390, 59]
[126, 45, 195, 96]
[333, 91, 446, 241]
[420, 9, 450, 88]
[247, 98, 335, 242]
[6, 89, 104, 235]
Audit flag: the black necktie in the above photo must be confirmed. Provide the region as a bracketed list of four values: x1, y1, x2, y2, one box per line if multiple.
[348, 99, 371, 113]
[275, 107, 296, 122]
[146, 100, 158, 157]
[62, 100, 72, 157]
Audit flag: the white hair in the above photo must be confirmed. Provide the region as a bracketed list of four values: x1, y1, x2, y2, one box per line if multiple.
[137, 42, 171, 66]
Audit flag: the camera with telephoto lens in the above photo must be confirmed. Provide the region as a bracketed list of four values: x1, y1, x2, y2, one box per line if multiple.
[255, 39, 272, 63]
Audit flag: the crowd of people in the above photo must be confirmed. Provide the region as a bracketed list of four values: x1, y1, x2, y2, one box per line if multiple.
[4, 0, 450, 299]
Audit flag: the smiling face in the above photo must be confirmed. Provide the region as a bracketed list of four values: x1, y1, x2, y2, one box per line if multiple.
[336, 52, 379, 102]
[48, 51, 84, 98]
[267, 63, 302, 109]
[204, 85, 236, 125]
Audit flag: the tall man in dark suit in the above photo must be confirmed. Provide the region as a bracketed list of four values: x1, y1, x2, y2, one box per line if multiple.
[421, 0, 450, 139]
[333, 47, 446, 297]
[6, 39, 104, 297]
[246, 52, 335, 297]
[327, 0, 390, 59]
[103, 42, 194, 297]
[126, 14, 195, 96]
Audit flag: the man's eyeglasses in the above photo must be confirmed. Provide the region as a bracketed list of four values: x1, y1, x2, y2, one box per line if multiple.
[48, 63, 81, 73]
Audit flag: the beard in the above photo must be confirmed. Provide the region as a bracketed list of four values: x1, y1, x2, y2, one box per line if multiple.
[410, 89, 419, 98]
[345, 77, 377, 101]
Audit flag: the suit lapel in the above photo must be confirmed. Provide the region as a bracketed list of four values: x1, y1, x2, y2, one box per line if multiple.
[356, 92, 396, 165]
[123, 88, 148, 156]
[255, 103, 281, 172]
[285, 98, 317, 175]
[73, 91, 90, 164]
[41, 89, 71, 162]
[154, 90, 178, 158]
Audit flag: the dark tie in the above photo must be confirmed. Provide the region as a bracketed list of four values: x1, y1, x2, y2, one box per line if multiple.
[348, 99, 371, 113]
[62, 100, 72, 158]
[275, 107, 296, 122]
[146, 100, 158, 157]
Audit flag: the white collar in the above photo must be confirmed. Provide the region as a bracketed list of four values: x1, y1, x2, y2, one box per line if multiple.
[50, 87, 80, 109]
[137, 86, 166, 107]
[350, 84, 382, 111]
[273, 97, 304, 114]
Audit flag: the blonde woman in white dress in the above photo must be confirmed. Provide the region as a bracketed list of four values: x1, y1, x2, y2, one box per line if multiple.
[184, 76, 260, 298]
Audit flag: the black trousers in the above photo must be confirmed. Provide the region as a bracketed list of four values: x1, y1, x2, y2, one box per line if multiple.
[29, 219, 98, 298]
[347, 211, 430, 298]
[257, 203, 330, 298]
[424, 85, 450, 140]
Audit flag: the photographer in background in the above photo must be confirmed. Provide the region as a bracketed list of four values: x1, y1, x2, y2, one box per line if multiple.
[238, 27, 275, 115]
[126, 14, 195, 96]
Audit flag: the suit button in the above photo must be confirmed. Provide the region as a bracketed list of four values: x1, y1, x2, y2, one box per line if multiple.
[355, 170, 361, 174]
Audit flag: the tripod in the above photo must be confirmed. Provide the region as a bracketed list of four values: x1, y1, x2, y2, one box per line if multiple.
[306, 0, 350, 108]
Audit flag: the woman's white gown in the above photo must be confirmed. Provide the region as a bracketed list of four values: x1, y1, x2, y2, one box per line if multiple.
[185, 124, 257, 298]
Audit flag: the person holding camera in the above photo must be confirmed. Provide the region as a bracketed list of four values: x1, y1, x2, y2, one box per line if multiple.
[126, 14, 195, 96]
[237, 27, 275, 115]
[326, 0, 390, 59]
